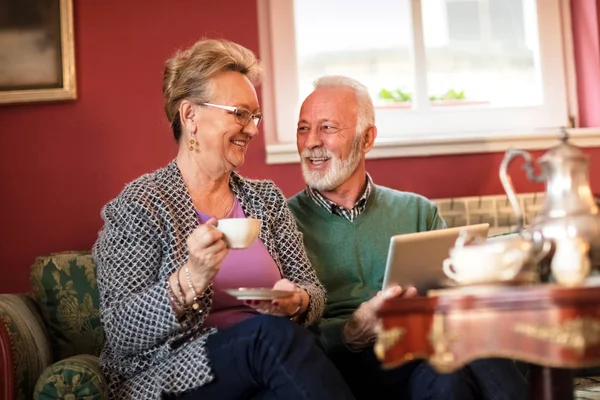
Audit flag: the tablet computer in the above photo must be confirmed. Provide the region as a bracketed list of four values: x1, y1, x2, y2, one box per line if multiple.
[381, 223, 490, 293]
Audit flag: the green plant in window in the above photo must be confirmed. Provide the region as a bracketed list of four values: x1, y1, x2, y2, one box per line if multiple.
[379, 88, 466, 103]
[442, 88, 465, 100]
[430, 89, 466, 102]
[378, 88, 412, 103]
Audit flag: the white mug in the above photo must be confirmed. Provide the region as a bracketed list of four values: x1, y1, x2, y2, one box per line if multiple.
[216, 218, 261, 249]
[442, 245, 525, 285]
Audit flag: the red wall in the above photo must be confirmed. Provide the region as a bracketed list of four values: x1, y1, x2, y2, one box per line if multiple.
[0, 0, 599, 293]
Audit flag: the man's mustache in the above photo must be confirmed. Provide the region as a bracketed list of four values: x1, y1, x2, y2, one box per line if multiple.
[301, 147, 332, 159]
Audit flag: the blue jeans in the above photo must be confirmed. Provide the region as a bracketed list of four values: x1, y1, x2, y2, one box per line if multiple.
[327, 346, 475, 399]
[327, 347, 528, 400]
[174, 315, 355, 400]
[467, 358, 530, 400]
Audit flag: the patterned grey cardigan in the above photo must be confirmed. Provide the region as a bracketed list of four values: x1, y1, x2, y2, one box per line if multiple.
[93, 160, 325, 399]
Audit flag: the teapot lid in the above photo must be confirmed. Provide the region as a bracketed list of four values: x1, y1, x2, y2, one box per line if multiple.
[539, 128, 587, 163]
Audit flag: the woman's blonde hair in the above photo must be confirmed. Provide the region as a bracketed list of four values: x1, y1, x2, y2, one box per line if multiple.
[162, 38, 263, 140]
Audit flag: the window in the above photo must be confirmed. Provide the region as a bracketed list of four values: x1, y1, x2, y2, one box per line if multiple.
[258, 0, 577, 163]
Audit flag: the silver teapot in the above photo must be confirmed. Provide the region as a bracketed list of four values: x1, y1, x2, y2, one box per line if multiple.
[499, 128, 600, 272]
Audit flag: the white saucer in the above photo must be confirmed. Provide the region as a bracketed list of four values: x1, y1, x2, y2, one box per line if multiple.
[224, 288, 295, 300]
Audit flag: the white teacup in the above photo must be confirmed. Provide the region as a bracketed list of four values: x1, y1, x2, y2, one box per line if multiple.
[442, 241, 528, 285]
[217, 218, 261, 249]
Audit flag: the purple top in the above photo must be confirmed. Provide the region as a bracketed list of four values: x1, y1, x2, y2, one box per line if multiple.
[197, 197, 281, 330]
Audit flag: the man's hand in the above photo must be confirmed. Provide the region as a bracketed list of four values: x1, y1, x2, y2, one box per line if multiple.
[343, 285, 417, 350]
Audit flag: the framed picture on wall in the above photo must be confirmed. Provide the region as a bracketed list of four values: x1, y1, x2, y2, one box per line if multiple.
[0, 0, 76, 104]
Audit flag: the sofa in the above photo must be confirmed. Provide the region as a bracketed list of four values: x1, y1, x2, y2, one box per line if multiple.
[0, 251, 106, 400]
[1, 241, 600, 398]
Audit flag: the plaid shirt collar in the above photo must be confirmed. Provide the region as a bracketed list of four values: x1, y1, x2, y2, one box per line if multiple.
[305, 174, 374, 222]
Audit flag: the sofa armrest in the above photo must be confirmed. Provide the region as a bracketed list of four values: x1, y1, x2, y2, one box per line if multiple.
[0, 294, 53, 400]
[0, 320, 15, 400]
[34, 354, 108, 399]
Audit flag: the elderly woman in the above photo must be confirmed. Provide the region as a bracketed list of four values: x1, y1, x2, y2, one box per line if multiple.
[93, 39, 354, 400]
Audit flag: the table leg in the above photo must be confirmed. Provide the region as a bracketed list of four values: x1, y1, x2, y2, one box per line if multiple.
[529, 365, 573, 400]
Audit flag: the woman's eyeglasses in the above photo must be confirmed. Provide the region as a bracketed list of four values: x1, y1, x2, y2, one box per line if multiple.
[202, 103, 263, 127]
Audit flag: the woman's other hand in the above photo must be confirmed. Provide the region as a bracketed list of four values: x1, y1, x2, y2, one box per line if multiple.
[244, 278, 309, 318]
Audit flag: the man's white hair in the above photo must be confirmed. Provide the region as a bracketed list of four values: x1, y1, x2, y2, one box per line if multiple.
[312, 75, 375, 136]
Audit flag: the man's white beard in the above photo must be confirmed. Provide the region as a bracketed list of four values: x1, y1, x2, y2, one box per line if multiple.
[301, 136, 362, 191]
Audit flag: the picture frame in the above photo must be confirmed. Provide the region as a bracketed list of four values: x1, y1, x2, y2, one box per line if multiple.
[0, 0, 76, 104]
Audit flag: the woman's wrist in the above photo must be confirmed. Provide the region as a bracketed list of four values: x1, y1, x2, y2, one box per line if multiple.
[167, 272, 187, 315]
[182, 263, 210, 296]
[290, 288, 309, 320]
[172, 263, 213, 314]
[167, 267, 208, 311]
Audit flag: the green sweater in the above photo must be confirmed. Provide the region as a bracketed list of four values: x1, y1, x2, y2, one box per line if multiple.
[288, 185, 445, 354]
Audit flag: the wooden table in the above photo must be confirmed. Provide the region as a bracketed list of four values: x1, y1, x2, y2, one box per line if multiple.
[375, 285, 600, 400]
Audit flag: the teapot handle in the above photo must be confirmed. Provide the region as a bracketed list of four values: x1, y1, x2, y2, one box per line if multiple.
[499, 149, 544, 232]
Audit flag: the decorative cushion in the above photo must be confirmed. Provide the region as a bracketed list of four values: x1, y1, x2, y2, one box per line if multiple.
[33, 354, 108, 400]
[30, 252, 104, 361]
[0, 294, 52, 400]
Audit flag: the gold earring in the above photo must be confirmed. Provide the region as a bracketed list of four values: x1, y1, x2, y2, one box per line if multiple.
[189, 132, 196, 151]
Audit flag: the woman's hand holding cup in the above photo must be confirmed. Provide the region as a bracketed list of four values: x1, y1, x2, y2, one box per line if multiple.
[184, 217, 229, 295]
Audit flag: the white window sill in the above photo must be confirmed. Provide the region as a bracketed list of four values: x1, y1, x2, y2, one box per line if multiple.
[265, 128, 600, 165]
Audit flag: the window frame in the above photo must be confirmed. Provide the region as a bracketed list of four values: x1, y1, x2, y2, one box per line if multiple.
[257, 0, 600, 164]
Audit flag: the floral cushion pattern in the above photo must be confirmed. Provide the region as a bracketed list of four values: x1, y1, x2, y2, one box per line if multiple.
[30, 251, 105, 361]
[0, 294, 52, 400]
[34, 354, 108, 400]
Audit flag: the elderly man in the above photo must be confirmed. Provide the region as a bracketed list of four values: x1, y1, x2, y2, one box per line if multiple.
[287, 75, 529, 400]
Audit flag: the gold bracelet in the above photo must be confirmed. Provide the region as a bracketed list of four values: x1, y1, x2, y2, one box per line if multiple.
[183, 265, 203, 312]
[166, 277, 184, 309]
[175, 268, 189, 309]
